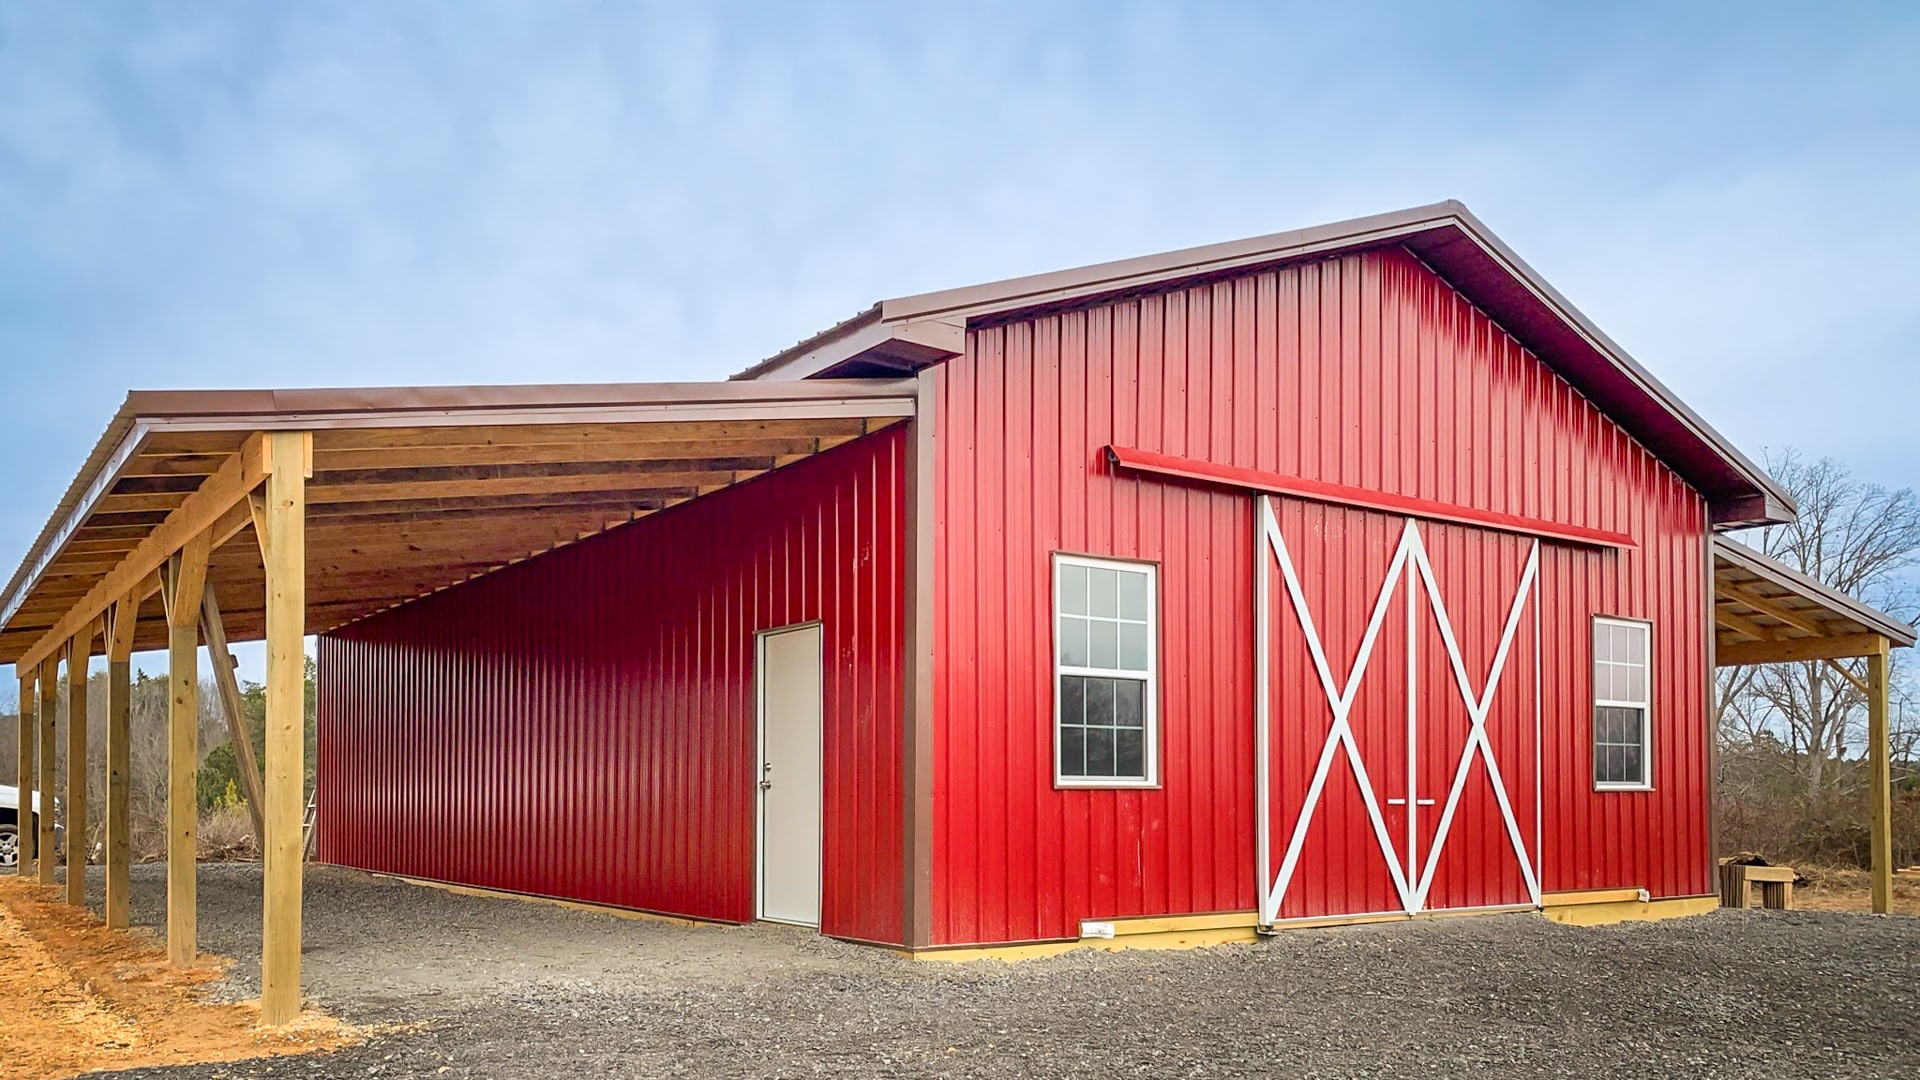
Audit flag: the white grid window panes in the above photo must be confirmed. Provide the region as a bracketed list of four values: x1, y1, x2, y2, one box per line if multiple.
[1055, 554, 1157, 786]
[1593, 617, 1651, 789]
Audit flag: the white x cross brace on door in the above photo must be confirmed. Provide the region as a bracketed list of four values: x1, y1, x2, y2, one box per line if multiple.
[1254, 495, 1543, 925]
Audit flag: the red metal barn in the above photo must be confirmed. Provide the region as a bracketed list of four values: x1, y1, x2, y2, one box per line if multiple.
[296, 202, 1887, 954]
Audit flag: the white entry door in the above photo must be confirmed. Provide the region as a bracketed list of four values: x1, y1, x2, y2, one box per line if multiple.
[757, 623, 824, 926]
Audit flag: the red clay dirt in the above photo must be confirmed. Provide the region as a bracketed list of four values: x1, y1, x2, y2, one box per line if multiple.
[0, 876, 356, 1080]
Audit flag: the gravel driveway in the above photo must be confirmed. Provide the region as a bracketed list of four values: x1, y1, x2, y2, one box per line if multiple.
[78, 863, 1919, 1079]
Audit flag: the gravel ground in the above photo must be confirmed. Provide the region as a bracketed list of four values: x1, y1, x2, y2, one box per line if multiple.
[71, 863, 1920, 1079]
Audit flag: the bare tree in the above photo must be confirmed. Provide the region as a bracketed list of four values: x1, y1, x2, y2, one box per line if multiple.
[1717, 449, 1920, 798]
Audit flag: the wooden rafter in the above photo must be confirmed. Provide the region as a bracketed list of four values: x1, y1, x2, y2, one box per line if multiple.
[1712, 605, 1779, 643]
[16, 434, 274, 671]
[1723, 583, 1829, 637]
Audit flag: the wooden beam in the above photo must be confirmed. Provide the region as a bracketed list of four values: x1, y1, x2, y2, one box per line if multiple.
[312, 456, 775, 487]
[1867, 639, 1892, 914]
[36, 656, 56, 886]
[304, 469, 738, 506]
[64, 630, 91, 905]
[311, 436, 822, 472]
[1712, 606, 1777, 642]
[13, 669, 33, 875]
[201, 586, 267, 849]
[96, 492, 192, 515]
[164, 529, 211, 967]
[1715, 633, 1891, 666]
[1723, 584, 1830, 637]
[303, 489, 687, 521]
[260, 431, 309, 1027]
[17, 434, 272, 673]
[248, 492, 269, 562]
[104, 590, 138, 928]
[1823, 658, 1871, 696]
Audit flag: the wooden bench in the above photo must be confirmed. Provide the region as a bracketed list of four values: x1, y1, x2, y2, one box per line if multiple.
[1720, 863, 1795, 909]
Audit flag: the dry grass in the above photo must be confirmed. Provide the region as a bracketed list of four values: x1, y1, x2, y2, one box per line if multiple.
[0, 875, 355, 1080]
[1789, 864, 1920, 916]
[197, 804, 258, 861]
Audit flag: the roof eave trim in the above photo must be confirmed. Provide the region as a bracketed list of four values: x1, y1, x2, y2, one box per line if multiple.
[738, 313, 965, 382]
[1428, 207, 1796, 522]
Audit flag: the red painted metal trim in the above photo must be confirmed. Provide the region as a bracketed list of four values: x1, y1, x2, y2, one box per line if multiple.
[1105, 445, 1637, 550]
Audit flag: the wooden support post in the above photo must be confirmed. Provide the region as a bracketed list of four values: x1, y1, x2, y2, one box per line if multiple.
[164, 530, 212, 967]
[37, 657, 57, 886]
[260, 431, 310, 1026]
[201, 587, 268, 848]
[64, 631, 91, 906]
[14, 669, 34, 875]
[105, 593, 138, 929]
[1867, 638, 1892, 915]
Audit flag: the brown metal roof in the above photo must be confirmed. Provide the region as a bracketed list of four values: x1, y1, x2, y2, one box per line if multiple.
[1713, 535, 1916, 665]
[0, 380, 917, 665]
[735, 200, 1794, 528]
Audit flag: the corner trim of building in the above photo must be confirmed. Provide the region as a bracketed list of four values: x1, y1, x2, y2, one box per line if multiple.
[901, 368, 938, 950]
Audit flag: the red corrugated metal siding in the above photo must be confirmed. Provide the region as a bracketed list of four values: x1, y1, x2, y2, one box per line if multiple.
[931, 247, 1709, 945]
[316, 428, 907, 944]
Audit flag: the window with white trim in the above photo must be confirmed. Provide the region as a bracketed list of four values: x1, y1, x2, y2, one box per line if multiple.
[1055, 554, 1157, 786]
[1593, 617, 1651, 789]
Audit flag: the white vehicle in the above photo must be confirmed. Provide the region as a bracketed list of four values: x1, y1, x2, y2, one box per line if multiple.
[0, 784, 61, 868]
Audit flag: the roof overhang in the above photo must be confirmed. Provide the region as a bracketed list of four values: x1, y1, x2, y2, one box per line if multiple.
[737, 201, 1793, 529]
[0, 380, 916, 666]
[1713, 535, 1916, 665]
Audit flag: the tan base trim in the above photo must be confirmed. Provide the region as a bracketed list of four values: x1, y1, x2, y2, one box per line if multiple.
[324, 864, 731, 929]
[1266, 903, 1537, 931]
[1542, 894, 1718, 926]
[907, 912, 1261, 962]
[911, 895, 1724, 961]
[1542, 888, 1644, 907]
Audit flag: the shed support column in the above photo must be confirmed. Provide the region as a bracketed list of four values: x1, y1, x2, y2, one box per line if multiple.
[260, 431, 310, 1027]
[64, 632, 91, 906]
[164, 531, 212, 967]
[105, 592, 139, 928]
[37, 657, 57, 886]
[14, 669, 34, 875]
[1866, 638, 1892, 915]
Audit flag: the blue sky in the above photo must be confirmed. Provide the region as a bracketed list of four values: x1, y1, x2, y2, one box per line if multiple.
[2, 2, 1916, 690]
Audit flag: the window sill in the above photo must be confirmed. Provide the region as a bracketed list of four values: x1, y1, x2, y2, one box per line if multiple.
[1593, 782, 1654, 793]
[1054, 778, 1161, 791]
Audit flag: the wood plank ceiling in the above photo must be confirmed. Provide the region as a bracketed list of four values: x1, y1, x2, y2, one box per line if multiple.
[1711, 537, 1911, 664]
[1, 416, 900, 660]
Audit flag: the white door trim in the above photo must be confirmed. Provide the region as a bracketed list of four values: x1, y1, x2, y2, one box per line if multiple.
[755, 621, 825, 927]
